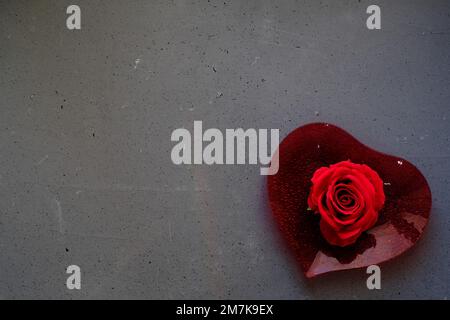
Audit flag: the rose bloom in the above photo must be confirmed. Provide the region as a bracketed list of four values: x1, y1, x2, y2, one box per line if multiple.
[307, 160, 385, 247]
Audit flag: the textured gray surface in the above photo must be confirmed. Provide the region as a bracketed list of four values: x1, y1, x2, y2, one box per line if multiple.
[0, 0, 449, 299]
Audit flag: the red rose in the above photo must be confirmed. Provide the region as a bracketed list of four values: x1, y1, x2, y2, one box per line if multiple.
[307, 160, 385, 247]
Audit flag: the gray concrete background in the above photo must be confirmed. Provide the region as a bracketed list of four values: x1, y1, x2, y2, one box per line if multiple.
[0, 0, 449, 299]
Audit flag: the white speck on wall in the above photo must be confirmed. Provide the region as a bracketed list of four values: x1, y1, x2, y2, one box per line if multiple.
[134, 58, 141, 69]
[36, 155, 49, 165]
[251, 56, 260, 66]
[396, 136, 408, 143]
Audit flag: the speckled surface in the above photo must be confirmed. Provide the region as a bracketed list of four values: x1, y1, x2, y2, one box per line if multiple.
[0, 0, 449, 299]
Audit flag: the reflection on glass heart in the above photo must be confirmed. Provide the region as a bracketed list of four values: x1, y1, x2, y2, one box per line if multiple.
[267, 123, 432, 278]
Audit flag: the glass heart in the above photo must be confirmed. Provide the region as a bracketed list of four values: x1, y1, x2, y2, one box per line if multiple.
[267, 123, 432, 278]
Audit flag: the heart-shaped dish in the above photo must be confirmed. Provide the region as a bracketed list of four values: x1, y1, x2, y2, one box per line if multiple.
[267, 123, 432, 278]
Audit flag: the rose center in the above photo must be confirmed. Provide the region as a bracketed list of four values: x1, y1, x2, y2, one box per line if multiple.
[335, 187, 357, 210]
